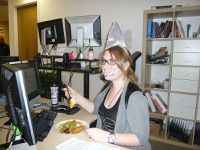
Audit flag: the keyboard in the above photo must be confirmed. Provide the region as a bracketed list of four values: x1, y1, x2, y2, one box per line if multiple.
[33, 109, 57, 141]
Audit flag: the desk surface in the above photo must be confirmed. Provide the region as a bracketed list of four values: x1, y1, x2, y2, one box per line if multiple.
[0, 105, 127, 150]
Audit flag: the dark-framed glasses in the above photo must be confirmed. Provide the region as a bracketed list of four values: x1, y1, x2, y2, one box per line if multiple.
[99, 59, 117, 66]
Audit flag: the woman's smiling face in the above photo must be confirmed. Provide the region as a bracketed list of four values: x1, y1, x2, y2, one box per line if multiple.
[101, 51, 123, 81]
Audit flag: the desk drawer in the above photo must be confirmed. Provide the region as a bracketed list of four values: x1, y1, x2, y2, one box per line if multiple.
[171, 79, 198, 93]
[173, 53, 200, 66]
[174, 40, 200, 52]
[169, 93, 197, 107]
[172, 67, 199, 80]
[169, 105, 195, 120]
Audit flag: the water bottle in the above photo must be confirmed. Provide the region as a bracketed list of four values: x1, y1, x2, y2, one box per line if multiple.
[88, 47, 94, 60]
[50, 83, 58, 105]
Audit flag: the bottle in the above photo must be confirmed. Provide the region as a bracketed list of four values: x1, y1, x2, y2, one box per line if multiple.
[50, 83, 59, 106]
[88, 47, 94, 60]
[79, 50, 85, 68]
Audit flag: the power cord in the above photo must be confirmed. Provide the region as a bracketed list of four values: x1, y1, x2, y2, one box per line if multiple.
[6, 126, 17, 150]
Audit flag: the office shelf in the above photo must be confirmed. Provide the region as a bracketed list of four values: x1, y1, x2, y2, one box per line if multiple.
[142, 5, 200, 149]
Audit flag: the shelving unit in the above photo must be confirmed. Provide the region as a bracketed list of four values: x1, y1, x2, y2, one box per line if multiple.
[142, 6, 200, 149]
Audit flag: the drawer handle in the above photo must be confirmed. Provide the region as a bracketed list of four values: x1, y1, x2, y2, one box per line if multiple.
[183, 73, 190, 76]
[184, 46, 190, 49]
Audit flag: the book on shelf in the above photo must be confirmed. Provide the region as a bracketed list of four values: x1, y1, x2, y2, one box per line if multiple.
[194, 122, 200, 145]
[168, 118, 193, 143]
[152, 22, 159, 38]
[151, 5, 182, 10]
[147, 20, 153, 38]
[147, 20, 159, 38]
[151, 5, 173, 10]
[156, 22, 166, 38]
[161, 20, 173, 38]
[149, 91, 167, 114]
[147, 20, 172, 38]
[145, 92, 156, 112]
[155, 93, 167, 109]
[175, 19, 185, 38]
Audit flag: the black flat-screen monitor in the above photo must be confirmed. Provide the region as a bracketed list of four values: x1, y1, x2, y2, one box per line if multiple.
[65, 15, 101, 47]
[0, 62, 37, 145]
[37, 18, 65, 54]
[0, 56, 19, 64]
[37, 18, 65, 45]
[9, 61, 41, 104]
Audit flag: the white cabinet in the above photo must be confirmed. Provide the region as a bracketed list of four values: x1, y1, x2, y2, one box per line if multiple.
[173, 40, 200, 53]
[172, 53, 200, 66]
[173, 40, 200, 66]
[142, 5, 200, 148]
[171, 79, 198, 93]
[171, 67, 199, 80]
[169, 93, 197, 119]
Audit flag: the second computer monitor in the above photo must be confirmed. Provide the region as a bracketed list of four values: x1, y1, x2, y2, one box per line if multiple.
[65, 15, 101, 47]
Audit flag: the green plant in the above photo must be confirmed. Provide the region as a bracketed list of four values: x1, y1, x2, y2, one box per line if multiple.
[39, 70, 57, 99]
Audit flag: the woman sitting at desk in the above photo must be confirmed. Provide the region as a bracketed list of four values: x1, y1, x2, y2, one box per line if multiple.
[64, 45, 150, 150]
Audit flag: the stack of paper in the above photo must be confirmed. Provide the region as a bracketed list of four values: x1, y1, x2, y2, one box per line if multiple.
[56, 138, 121, 150]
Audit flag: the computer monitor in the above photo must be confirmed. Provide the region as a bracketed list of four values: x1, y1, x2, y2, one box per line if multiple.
[9, 61, 41, 104]
[65, 15, 101, 47]
[37, 18, 65, 54]
[0, 63, 36, 145]
[0, 56, 19, 64]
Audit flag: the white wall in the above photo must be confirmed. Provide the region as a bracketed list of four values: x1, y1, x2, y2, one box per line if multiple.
[9, 0, 200, 99]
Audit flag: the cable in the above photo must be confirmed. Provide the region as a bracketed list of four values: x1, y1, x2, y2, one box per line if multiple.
[7, 127, 17, 150]
[48, 43, 57, 55]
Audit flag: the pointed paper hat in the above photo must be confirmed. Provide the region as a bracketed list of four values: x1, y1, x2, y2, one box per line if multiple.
[105, 21, 126, 49]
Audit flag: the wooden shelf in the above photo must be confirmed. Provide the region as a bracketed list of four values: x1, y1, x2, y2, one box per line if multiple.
[142, 5, 200, 148]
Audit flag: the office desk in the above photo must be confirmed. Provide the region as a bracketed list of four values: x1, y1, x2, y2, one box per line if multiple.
[0, 106, 127, 150]
[39, 62, 101, 100]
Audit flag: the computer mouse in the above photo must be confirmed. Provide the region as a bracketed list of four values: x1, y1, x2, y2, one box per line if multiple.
[51, 105, 80, 115]
[55, 105, 69, 111]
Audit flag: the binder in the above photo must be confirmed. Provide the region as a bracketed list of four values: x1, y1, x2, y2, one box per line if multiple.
[149, 92, 167, 114]
[145, 92, 156, 112]
[155, 93, 167, 109]
[175, 19, 185, 38]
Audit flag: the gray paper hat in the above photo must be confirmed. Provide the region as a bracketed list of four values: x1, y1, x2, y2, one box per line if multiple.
[105, 21, 126, 49]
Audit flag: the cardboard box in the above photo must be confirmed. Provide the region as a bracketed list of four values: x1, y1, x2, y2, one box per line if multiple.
[150, 122, 161, 136]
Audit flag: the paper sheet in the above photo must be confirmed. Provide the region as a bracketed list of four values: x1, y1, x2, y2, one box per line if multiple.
[56, 138, 121, 150]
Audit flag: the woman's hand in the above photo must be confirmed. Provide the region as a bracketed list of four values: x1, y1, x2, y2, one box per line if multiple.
[86, 128, 110, 142]
[63, 85, 78, 101]
[63, 85, 94, 113]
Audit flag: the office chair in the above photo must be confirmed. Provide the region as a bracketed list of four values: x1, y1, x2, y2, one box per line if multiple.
[131, 51, 142, 72]
[89, 51, 142, 128]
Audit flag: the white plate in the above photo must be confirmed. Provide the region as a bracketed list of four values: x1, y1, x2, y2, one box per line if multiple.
[55, 119, 89, 134]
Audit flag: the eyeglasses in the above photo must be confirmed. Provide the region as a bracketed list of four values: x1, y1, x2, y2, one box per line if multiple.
[99, 59, 117, 66]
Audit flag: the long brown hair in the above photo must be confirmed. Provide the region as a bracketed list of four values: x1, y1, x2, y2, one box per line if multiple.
[99, 45, 138, 84]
